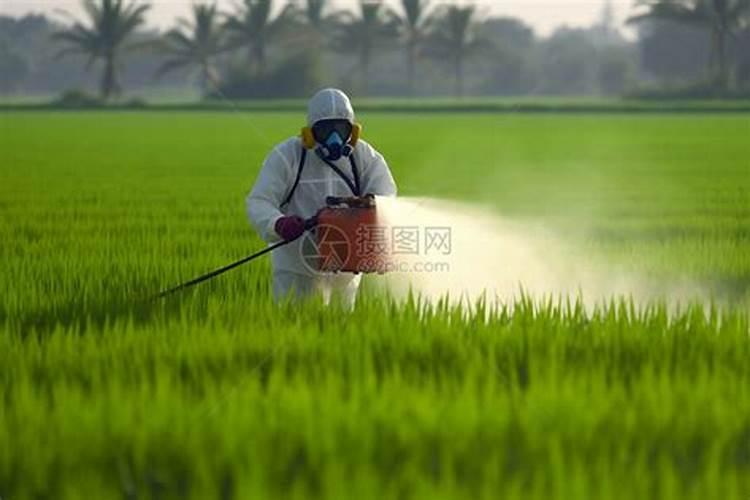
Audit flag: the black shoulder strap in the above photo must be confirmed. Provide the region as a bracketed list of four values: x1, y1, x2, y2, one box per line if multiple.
[349, 155, 361, 196]
[281, 148, 307, 207]
[319, 154, 361, 197]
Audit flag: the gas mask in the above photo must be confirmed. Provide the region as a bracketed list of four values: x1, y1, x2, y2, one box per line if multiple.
[311, 119, 354, 161]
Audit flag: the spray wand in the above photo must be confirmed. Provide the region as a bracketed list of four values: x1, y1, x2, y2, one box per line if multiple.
[153, 195, 376, 299]
[153, 217, 318, 299]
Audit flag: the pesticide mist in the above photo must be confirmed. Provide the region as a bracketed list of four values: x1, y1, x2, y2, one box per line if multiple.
[375, 196, 705, 308]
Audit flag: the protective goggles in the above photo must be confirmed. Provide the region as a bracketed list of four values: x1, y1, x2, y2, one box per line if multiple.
[311, 119, 353, 143]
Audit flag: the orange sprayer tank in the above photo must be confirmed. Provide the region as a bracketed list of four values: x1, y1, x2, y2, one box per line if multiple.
[314, 196, 387, 273]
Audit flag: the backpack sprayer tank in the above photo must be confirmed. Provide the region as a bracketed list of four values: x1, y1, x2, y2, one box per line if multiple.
[154, 195, 387, 299]
[313, 195, 387, 273]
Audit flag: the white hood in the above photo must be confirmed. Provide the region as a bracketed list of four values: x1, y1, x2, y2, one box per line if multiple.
[307, 88, 355, 125]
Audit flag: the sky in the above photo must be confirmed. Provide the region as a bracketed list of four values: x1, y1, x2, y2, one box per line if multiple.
[1, 0, 638, 37]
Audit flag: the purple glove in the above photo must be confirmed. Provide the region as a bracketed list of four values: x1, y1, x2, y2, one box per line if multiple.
[275, 215, 306, 241]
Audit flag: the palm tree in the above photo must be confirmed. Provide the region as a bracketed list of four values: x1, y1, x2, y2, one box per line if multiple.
[223, 0, 295, 76]
[393, 0, 433, 94]
[53, 0, 151, 100]
[300, 0, 328, 32]
[333, 1, 397, 94]
[155, 3, 224, 93]
[281, 0, 334, 49]
[628, 0, 750, 89]
[425, 5, 485, 97]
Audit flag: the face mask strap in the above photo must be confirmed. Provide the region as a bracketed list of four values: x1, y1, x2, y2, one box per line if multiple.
[349, 123, 361, 146]
[301, 127, 316, 149]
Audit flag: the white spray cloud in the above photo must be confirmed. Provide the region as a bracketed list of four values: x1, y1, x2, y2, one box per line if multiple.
[373, 196, 707, 309]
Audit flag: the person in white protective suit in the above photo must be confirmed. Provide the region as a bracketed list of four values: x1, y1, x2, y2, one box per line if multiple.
[246, 88, 397, 305]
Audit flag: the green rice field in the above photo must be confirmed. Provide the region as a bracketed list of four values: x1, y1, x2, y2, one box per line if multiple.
[1, 111, 749, 499]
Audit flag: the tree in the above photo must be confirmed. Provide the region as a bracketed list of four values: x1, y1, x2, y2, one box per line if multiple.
[629, 0, 750, 89]
[223, 0, 295, 77]
[635, 19, 710, 82]
[537, 28, 599, 95]
[425, 5, 486, 97]
[392, 0, 433, 94]
[296, 0, 331, 35]
[155, 3, 224, 93]
[597, 45, 636, 94]
[596, 0, 617, 42]
[333, 1, 397, 94]
[284, 0, 338, 49]
[53, 0, 151, 100]
[479, 17, 535, 95]
[0, 41, 29, 93]
[736, 26, 750, 84]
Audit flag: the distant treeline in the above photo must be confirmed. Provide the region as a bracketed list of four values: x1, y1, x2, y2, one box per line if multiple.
[1, 0, 749, 101]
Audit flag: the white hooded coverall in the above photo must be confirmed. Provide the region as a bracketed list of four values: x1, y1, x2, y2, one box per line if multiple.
[246, 89, 397, 304]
